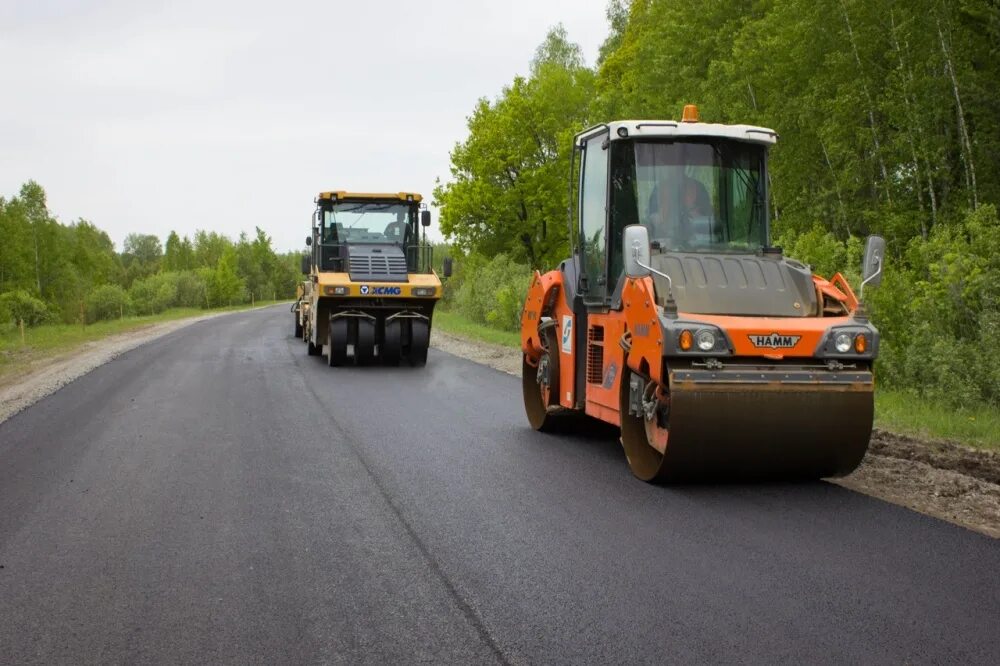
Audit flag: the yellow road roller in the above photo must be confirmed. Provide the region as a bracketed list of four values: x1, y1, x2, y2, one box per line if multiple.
[299, 191, 449, 366]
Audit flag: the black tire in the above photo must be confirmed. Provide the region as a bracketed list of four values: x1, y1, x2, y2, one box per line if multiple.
[294, 319, 303, 339]
[356, 319, 376, 365]
[408, 319, 429, 367]
[382, 319, 402, 366]
[328, 318, 349, 366]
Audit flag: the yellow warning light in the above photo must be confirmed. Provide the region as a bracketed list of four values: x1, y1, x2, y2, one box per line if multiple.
[681, 104, 700, 123]
[679, 329, 694, 351]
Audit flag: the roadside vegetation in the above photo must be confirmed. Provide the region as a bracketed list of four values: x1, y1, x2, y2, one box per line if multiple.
[432, 0, 1000, 447]
[0, 180, 299, 377]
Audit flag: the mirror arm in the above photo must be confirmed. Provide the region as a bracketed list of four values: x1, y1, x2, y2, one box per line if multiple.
[859, 256, 882, 302]
[853, 256, 882, 322]
[633, 249, 678, 319]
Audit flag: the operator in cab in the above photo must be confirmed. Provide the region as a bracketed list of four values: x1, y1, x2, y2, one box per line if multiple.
[648, 175, 717, 250]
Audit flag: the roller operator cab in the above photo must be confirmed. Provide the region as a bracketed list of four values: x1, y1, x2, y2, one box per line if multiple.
[521, 106, 886, 482]
[299, 191, 445, 366]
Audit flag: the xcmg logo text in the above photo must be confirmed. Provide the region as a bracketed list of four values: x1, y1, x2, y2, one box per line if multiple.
[360, 285, 402, 296]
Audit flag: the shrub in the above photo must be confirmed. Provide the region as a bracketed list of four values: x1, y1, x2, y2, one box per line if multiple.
[172, 271, 208, 308]
[452, 253, 531, 331]
[0, 290, 52, 327]
[85, 284, 130, 323]
[129, 274, 177, 315]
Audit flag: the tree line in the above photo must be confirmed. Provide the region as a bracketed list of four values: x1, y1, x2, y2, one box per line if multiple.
[434, 0, 1000, 410]
[0, 181, 300, 327]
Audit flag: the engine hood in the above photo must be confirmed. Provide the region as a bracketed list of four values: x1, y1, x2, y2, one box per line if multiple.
[347, 243, 408, 283]
[648, 252, 817, 317]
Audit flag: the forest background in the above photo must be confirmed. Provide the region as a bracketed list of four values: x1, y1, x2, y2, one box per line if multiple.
[433, 0, 1000, 417]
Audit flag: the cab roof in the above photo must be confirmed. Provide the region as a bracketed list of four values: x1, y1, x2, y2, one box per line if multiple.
[575, 120, 778, 147]
[316, 191, 423, 203]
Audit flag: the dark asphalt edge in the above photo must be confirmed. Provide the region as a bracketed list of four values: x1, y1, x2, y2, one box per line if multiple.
[290, 342, 512, 666]
[0, 305, 289, 429]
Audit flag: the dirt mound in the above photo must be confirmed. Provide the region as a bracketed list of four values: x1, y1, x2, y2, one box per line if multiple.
[869, 429, 1000, 485]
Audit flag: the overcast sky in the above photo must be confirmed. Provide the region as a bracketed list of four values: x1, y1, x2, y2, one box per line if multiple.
[1, 0, 610, 252]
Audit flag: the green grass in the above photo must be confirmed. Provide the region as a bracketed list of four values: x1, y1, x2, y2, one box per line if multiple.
[433, 308, 521, 348]
[875, 389, 999, 450]
[434, 308, 998, 450]
[0, 301, 289, 382]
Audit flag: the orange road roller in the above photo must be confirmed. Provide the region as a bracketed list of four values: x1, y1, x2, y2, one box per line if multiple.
[520, 106, 886, 481]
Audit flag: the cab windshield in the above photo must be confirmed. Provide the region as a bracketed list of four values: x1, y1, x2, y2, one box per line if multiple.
[321, 202, 415, 245]
[611, 140, 769, 254]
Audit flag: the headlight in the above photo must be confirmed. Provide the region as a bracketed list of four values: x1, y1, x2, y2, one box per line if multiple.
[834, 332, 852, 353]
[695, 329, 716, 351]
[412, 287, 436, 297]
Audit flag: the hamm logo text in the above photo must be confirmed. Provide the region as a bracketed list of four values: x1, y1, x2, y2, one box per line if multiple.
[749, 333, 800, 349]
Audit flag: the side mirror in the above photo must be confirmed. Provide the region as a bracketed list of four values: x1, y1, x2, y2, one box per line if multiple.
[623, 225, 651, 278]
[305, 236, 313, 247]
[861, 235, 885, 289]
[442, 257, 453, 278]
[421, 210, 431, 227]
[300, 254, 310, 275]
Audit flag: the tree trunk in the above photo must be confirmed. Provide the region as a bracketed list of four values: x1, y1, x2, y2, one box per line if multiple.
[33, 226, 41, 295]
[938, 18, 978, 209]
[890, 10, 933, 238]
[820, 138, 848, 236]
[839, 0, 892, 205]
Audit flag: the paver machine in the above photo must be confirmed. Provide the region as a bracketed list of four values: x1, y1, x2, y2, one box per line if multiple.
[300, 191, 448, 366]
[520, 106, 886, 481]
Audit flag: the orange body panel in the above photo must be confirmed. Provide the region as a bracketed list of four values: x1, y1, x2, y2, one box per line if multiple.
[681, 312, 852, 358]
[620, 277, 666, 383]
[581, 313, 627, 422]
[523, 268, 862, 424]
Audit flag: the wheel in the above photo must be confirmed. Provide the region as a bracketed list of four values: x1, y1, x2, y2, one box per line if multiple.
[307, 330, 321, 355]
[618, 364, 670, 482]
[381, 319, 402, 366]
[408, 319, 429, 366]
[355, 318, 376, 365]
[294, 318, 303, 339]
[523, 326, 562, 431]
[327, 318, 349, 366]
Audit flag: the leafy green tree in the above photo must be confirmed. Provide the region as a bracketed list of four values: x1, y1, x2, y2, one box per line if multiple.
[164, 231, 195, 271]
[208, 247, 245, 307]
[434, 26, 596, 269]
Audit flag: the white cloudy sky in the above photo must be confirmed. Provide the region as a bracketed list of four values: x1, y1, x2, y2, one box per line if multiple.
[0, 0, 610, 252]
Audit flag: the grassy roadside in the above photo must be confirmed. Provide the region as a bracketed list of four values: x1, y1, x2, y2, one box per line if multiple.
[0, 301, 289, 382]
[874, 390, 999, 450]
[433, 308, 999, 451]
[433, 309, 522, 348]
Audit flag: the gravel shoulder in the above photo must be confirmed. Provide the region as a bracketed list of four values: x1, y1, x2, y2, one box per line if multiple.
[430, 329, 1000, 538]
[0, 311, 233, 425]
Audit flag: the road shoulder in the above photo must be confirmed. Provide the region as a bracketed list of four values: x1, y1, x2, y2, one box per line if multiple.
[0, 313, 228, 425]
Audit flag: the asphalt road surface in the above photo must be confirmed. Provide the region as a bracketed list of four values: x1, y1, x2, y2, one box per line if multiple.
[1, 306, 998, 664]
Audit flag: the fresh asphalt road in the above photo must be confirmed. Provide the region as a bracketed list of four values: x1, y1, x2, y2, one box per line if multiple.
[0, 306, 997, 665]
